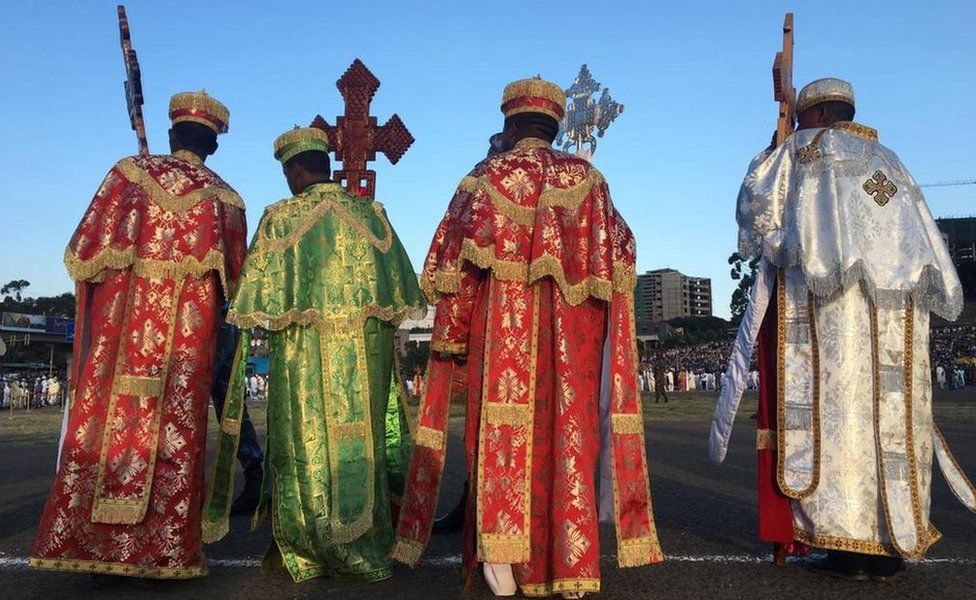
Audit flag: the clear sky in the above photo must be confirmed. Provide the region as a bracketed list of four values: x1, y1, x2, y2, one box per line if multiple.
[1, 0, 973, 318]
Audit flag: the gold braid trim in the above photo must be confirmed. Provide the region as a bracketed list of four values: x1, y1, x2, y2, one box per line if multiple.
[834, 121, 879, 142]
[257, 192, 393, 254]
[521, 579, 602, 598]
[484, 402, 532, 426]
[414, 425, 446, 452]
[391, 537, 425, 567]
[793, 526, 941, 558]
[756, 428, 776, 450]
[611, 413, 644, 435]
[228, 303, 418, 332]
[478, 533, 530, 564]
[618, 535, 665, 568]
[116, 375, 163, 397]
[431, 339, 467, 355]
[117, 158, 244, 211]
[473, 168, 603, 228]
[201, 519, 229, 545]
[29, 557, 207, 580]
[64, 247, 232, 298]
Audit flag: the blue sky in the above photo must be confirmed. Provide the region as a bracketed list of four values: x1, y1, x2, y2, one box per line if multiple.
[1, 0, 973, 318]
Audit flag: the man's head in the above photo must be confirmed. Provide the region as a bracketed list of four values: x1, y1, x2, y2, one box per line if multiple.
[503, 112, 560, 148]
[168, 91, 230, 161]
[487, 132, 508, 158]
[795, 77, 856, 130]
[274, 127, 332, 195]
[168, 121, 218, 159]
[500, 76, 565, 148]
[282, 150, 331, 195]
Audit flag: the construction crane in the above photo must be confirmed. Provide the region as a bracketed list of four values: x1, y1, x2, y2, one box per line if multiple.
[920, 179, 976, 188]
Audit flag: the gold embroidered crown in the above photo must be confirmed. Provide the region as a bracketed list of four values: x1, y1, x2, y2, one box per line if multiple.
[273, 126, 330, 164]
[169, 90, 230, 134]
[501, 76, 566, 121]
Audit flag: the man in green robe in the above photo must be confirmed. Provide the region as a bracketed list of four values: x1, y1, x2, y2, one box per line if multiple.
[202, 126, 424, 582]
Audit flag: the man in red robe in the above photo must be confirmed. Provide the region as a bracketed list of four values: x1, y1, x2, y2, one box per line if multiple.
[30, 91, 247, 580]
[394, 77, 662, 598]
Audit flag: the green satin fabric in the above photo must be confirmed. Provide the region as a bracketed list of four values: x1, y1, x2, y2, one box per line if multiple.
[203, 182, 423, 582]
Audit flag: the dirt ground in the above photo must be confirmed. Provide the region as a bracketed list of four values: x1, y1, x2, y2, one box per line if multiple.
[1, 391, 975, 599]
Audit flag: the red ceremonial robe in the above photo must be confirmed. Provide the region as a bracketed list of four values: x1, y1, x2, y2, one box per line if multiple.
[393, 138, 662, 597]
[30, 152, 246, 578]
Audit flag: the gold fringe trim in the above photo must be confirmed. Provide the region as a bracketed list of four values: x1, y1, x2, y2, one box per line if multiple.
[117, 158, 244, 211]
[538, 169, 604, 210]
[610, 413, 644, 435]
[90, 499, 149, 525]
[521, 579, 602, 598]
[29, 557, 207, 579]
[793, 526, 942, 558]
[431, 339, 467, 355]
[482, 179, 537, 226]
[220, 417, 240, 436]
[478, 533, 530, 564]
[201, 518, 229, 545]
[484, 402, 532, 426]
[391, 537, 425, 567]
[228, 303, 418, 332]
[64, 247, 232, 298]
[257, 190, 393, 254]
[116, 375, 163, 397]
[756, 428, 775, 450]
[618, 535, 665, 567]
[428, 238, 634, 308]
[414, 425, 446, 452]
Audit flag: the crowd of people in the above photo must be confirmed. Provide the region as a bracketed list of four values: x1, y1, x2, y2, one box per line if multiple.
[636, 323, 976, 394]
[0, 373, 66, 409]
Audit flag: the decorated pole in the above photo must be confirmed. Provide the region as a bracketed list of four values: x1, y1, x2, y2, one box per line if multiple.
[118, 5, 148, 154]
[772, 13, 795, 147]
[310, 59, 415, 199]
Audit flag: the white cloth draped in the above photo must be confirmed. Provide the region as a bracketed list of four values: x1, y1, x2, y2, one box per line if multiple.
[711, 123, 974, 557]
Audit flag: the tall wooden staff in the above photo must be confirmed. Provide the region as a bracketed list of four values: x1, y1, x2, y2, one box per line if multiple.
[772, 13, 795, 147]
[770, 12, 794, 567]
[118, 5, 148, 154]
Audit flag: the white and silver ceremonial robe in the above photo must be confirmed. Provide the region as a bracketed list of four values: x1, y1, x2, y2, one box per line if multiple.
[710, 122, 976, 558]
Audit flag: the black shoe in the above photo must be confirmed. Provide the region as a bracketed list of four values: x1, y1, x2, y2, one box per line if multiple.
[869, 555, 906, 583]
[230, 462, 262, 517]
[433, 482, 468, 533]
[807, 551, 870, 582]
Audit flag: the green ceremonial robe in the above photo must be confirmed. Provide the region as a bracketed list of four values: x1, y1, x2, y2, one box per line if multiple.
[202, 182, 424, 582]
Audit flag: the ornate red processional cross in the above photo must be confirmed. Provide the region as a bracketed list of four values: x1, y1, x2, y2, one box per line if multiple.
[310, 59, 415, 199]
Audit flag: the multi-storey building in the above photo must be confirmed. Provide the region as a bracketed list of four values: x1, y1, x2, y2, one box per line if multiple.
[634, 268, 712, 332]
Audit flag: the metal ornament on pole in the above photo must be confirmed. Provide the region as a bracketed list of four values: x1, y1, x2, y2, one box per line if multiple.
[556, 64, 624, 160]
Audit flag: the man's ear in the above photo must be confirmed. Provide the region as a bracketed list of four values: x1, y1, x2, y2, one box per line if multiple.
[168, 128, 177, 146]
[208, 139, 219, 156]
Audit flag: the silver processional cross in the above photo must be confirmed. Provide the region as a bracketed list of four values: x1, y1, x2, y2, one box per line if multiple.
[556, 64, 625, 160]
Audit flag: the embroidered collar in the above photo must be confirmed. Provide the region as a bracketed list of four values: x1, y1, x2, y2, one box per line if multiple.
[303, 181, 343, 195]
[172, 149, 205, 165]
[514, 137, 552, 150]
[832, 121, 878, 142]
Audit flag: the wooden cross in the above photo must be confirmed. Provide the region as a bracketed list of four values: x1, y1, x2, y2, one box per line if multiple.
[310, 59, 415, 199]
[772, 13, 795, 147]
[118, 5, 148, 155]
[863, 170, 897, 206]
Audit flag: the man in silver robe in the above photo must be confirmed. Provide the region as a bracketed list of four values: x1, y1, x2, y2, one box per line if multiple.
[710, 78, 976, 581]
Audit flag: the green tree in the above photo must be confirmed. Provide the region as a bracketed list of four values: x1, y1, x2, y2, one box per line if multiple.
[728, 252, 760, 324]
[1, 279, 30, 302]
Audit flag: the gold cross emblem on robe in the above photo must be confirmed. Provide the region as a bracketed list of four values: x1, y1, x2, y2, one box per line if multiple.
[863, 170, 897, 206]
